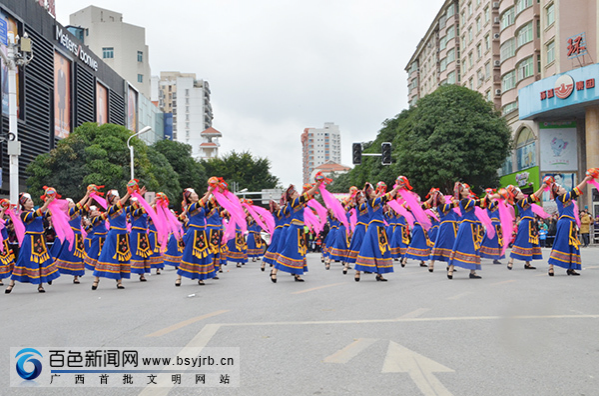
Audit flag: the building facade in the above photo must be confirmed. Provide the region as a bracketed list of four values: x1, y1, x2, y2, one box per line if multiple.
[68, 6, 152, 99]
[0, 0, 133, 194]
[406, 0, 599, 216]
[301, 122, 342, 184]
[157, 72, 214, 160]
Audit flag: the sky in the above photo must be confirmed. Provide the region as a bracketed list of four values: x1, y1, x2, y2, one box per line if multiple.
[56, 0, 446, 187]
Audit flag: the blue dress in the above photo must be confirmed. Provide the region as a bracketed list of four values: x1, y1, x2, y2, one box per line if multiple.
[355, 194, 394, 274]
[84, 215, 107, 271]
[275, 194, 312, 275]
[93, 202, 132, 280]
[56, 205, 86, 276]
[83, 224, 94, 253]
[347, 203, 369, 264]
[480, 202, 505, 260]
[430, 203, 458, 262]
[510, 197, 543, 261]
[448, 198, 484, 270]
[429, 217, 440, 244]
[263, 208, 284, 265]
[246, 220, 264, 258]
[390, 214, 410, 259]
[226, 224, 248, 264]
[129, 210, 152, 274]
[322, 215, 338, 260]
[177, 201, 216, 280]
[148, 221, 164, 269]
[548, 188, 582, 270]
[0, 223, 15, 280]
[11, 209, 60, 284]
[329, 216, 349, 262]
[405, 206, 432, 261]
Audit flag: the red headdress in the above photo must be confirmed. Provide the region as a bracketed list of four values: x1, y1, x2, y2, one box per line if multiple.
[314, 171, 332, 184]
[0, 198, 10, 210]
[87, 184, 105, 196]
[376, 181, 387, 195]
[106, 189, 121, 205]
[396, 176, 413, 190]
[349, 186, 358, 197]
[40, 186, 61, 201]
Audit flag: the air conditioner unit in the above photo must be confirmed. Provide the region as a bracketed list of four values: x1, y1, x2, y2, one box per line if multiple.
[494, 17, 500, 23]
[492, 2, 500, 9]
[495, 89, 502, 96]
[493, 33, 500, 39]
[494, 60, 501, 67]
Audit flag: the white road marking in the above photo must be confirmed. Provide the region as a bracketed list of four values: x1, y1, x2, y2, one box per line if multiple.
[399, 308, 431, 319]
[323, 338, 378, 364]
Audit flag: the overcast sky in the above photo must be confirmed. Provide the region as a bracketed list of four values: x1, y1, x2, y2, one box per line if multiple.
[56, 0, 445, 187]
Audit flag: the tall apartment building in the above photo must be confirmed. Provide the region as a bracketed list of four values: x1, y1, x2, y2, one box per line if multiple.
[301, 123, 342, 184]
[407, 0, 599, 215]
[158, 72, 215, 160]
[69, 6, 151, 98]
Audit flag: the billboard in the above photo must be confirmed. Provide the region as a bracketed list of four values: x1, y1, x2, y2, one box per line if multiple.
[542, 172, 578, 214]
[127, 84, 138, 132]
[54, 51, 71, 139]
[1, 11, 19, 117]
[499, 166, 540, 192]
[539, 121, 578, 171]
[96, 82, 107, 125]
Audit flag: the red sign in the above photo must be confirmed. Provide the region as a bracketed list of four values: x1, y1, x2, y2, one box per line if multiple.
[540, 76, 595, 101]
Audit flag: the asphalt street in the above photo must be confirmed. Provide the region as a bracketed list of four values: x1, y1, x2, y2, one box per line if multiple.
[2, 247, 599, 396]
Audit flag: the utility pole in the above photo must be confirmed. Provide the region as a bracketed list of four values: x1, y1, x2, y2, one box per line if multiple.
[0, 31, 33, 203]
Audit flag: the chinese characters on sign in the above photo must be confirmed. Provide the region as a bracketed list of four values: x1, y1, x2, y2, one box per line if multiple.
[567, 33, 587, 59]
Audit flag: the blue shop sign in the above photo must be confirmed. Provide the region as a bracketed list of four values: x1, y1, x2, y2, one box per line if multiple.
[519, 63, 599, 119]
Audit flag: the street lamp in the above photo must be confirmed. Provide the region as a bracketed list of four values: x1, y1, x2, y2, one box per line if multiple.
[0, 32, 34, 204]
[127, 126, 152, 180]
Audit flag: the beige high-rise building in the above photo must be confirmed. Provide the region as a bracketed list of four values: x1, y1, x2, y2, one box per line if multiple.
[406, 0, 599, 219]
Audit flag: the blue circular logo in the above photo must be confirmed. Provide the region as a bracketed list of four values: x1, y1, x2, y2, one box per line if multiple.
[15, 348, 43, 380]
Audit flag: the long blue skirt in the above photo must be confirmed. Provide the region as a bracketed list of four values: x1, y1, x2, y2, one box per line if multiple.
[548, 218, 581, 270]
[405, 224, 431, 260]
[177, 227, 215, 280]
[328, 225, 348, 261]
[275, 224, 308, 275]
[93, 230, 131, 280]
[448, 220, 483, 270]
[346, 223, 366, 264]
[510, 219, 542, 261]
[430, 221, 457, 262]
[11, 233, 60, 284]
[355, 222, 393, 274]
[263, 227, 283, 265]
[480, 222, 505, 260]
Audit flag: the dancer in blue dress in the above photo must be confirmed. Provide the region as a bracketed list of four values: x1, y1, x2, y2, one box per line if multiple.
[92, 185, 137, 290]
[55, 193, 91, 283]
[404, 193, 434, 268]
[262, 200, 284, 271]
[327, 206, 349, 270]
[447, 183, 488, 280]
[84, 205, 108, 272]
[205, 197, 224, 275]
[128, 197, 152, 281]
[429, 192, 458, 272]
[506, 184, 545, 270]
[0, 199, 15, 287]
[547, 174, 593, 276]
[7, 191, 59, 293]
[346, 191, 369, 274]
[271, 181, 322, 282]
[354, 182, 400, 282]
[176, 187, 216, 286]
[246, 208, 264, 262]
[479, 189, 505, 264]
[322, 212, 338, 266]
[164, 212, 186, 269]
[390, 206, 410, 263]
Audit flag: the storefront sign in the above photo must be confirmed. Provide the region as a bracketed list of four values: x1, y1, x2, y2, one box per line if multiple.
[55, 26, 98, 71]
[567, 32, 588, 59]
[519, 63, 599, 119]
[499, 166, 540, 192]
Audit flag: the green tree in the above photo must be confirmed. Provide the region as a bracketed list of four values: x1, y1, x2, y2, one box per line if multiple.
[26, 123, 179, 205]
[395, 85, 512, 196]
[151, 139, 207, 190]
[200, 150, 279, 192]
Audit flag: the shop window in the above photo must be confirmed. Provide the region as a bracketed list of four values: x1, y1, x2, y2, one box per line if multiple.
[516, 127, 536, 170]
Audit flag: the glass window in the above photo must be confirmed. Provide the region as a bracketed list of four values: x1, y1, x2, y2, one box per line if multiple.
[500, 155, 513, 176]
[502, 70, 517, 91]
[517, 57, 534, 81]
[102, 47, 114, 59]
[447, 48, 455, 63]
[469, 52, 473, 67]
[515, 127, 536, 170]
[137, 74, 143, 83]
[468, 2, 472, 16]
[501, 7, 515, 29]
[137, 51, 143, 62]
[440, 36, 447, 50]
[446, 26, 455, 40]
[447, 71, 456, 84]
[546, 3, 555, 26]
[485, 61, 491, 79]
[476, 17, 481, 33]
[500, 38, 516, 62]
[469, 77, 474, 90]
[516, 0, 533, 14]
[468, 26, 473, 42]
[547, 40, 555, 64]
[447, 4, 455, 17]
[440, 58, 448, 72]
[477, 69, 484, 86]
[486, 89, 491, 102]
[477, 43, 482, 59]
[517, 22, 533, 47]
[484, 6, 490, 23]
[485, 34, 490, 51]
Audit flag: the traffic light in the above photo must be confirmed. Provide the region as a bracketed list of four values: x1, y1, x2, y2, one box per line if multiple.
[352, 143, 362, 165]
[381, 142, 392, 165]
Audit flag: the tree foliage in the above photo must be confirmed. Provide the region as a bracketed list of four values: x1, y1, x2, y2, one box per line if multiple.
[200, 150, 279, 192]
[330, 85, 512, 197]
[26, 123, 180, 205]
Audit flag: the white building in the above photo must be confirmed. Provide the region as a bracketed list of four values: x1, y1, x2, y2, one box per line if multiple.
[69, 6, 151, 98]
[301, 122, 342, 184]
[158, 72, 214, 159]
